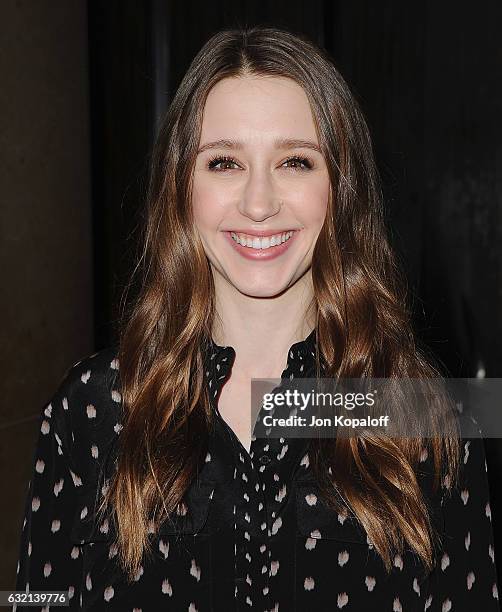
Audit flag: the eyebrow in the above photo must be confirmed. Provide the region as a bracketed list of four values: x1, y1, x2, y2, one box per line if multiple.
[197, 137, 322, 154]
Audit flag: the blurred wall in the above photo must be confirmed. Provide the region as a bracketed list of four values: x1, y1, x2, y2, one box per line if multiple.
[0, 1, 93, 588]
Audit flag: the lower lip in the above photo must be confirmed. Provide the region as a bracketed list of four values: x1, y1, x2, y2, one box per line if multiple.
[224, 231, 299, 261]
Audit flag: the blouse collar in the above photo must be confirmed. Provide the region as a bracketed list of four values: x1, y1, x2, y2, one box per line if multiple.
[202, 326, 318, 388]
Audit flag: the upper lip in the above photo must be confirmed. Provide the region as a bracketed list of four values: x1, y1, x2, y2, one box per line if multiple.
[227, 229, 299, 237]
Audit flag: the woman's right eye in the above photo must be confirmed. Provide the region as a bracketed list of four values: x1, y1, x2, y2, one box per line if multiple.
[207, 155, 239, 171]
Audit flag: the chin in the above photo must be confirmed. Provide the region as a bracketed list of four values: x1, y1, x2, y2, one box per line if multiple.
[231, 274, 300, 298]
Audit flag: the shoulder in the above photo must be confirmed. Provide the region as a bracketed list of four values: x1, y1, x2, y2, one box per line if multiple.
[51, 345, 121, 415]
[44, 345, 123, 472]
[62, 344, 120, 386]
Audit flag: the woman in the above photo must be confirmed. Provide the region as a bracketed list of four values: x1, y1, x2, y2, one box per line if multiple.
[14, 25, 499, 611]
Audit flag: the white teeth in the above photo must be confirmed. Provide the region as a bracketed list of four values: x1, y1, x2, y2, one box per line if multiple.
[230, 231, 294, 250]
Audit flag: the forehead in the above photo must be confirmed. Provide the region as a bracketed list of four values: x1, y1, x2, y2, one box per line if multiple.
[199, 76, 318, 144]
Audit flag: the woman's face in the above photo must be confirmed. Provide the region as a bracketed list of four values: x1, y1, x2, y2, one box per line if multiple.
[192, 75, 330, 298]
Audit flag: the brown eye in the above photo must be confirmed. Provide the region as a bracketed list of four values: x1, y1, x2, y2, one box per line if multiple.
[283, 156, 314, 171]
[207, 155, 239, 171]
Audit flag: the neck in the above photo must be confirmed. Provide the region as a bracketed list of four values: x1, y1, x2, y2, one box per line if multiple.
[211, 270, 316, 379]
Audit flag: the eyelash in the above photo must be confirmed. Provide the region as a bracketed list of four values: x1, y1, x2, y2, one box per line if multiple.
[206, 154, 314, 172]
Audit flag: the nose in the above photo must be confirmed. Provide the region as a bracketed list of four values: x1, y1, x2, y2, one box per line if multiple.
[237, 167, 282, 222]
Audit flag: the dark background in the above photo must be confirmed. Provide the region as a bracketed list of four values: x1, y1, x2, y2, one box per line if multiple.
[1, 0, 501, 590]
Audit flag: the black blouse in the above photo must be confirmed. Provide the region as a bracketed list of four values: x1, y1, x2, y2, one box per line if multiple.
[14, 329, 500, 611]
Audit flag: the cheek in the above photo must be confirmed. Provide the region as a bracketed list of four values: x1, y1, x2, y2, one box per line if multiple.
[192, 182, 224, 231]
[294, 180, 330, 226]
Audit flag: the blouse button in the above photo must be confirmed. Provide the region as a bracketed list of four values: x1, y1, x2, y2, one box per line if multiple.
[259, 454, 271, 465]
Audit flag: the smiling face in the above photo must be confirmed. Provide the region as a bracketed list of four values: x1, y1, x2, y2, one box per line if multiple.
[192, 75, 330, 298]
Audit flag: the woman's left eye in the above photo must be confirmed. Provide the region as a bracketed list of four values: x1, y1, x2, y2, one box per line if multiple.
[282, 156, 314, 170]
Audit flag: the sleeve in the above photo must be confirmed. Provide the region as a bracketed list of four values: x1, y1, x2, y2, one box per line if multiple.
[427, 437, 500, 611]
[13, 369, 84, 611]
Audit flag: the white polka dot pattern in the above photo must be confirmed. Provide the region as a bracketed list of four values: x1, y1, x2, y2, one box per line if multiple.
[12, 332, 501, 611]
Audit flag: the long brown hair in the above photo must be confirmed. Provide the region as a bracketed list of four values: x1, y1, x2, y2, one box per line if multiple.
[98, 25, 459, 580]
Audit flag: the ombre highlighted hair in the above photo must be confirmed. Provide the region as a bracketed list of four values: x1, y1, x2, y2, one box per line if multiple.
[97, 25, 459, 580]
